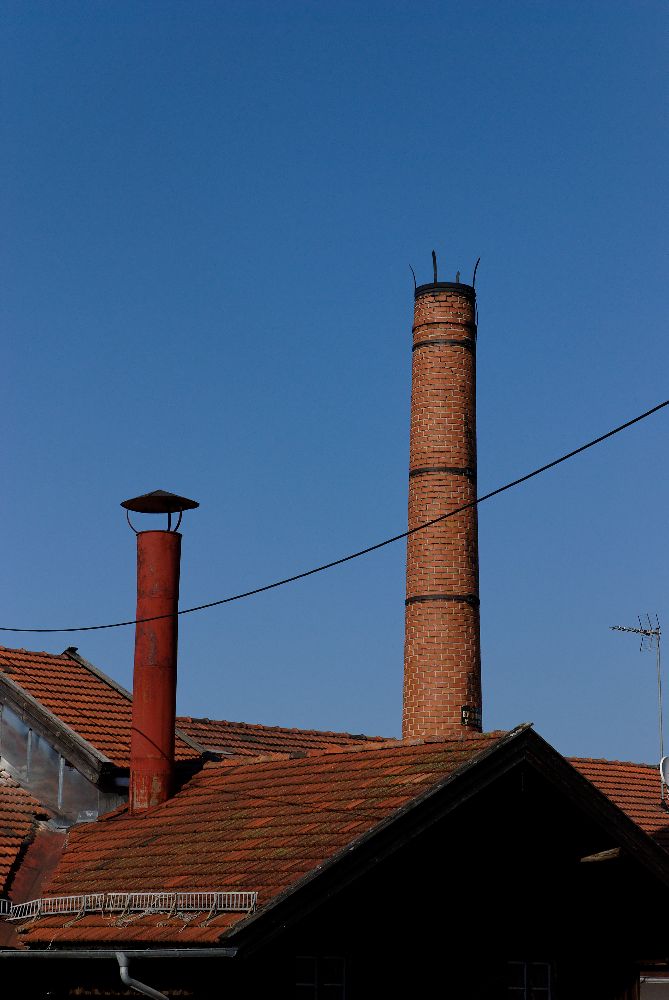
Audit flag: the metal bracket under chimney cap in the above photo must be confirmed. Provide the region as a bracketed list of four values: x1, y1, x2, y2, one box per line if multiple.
[121, 490, 199, 533]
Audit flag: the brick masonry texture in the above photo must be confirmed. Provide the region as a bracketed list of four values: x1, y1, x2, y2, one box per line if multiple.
[404, 284, 482, 738]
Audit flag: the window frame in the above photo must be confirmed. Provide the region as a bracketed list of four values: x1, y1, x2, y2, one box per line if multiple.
[507, 959, 552, 999]
[295, 954, 346, 998]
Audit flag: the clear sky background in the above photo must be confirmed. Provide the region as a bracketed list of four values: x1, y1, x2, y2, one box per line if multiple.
[2, 1, 667, 764]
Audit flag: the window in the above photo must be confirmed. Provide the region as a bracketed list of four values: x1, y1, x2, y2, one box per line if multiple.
[507, 961, 551, 999]
[0, 702, 110, 821]
[641, 979, 669, 998]
[0, 703, 30, 777]
[295, 955, 346, 999]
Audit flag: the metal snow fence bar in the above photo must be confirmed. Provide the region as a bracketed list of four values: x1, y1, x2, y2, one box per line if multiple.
[2, 891, 257, 922]
[8, 895, 106, 921]
[105, 891, 257, 914]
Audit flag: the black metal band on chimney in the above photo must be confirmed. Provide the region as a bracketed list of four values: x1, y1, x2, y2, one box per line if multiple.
[409, 466, 476, 480]
[405, 594, 480, 608]
[412, 338, 476, 353]
[412, 320, 477, 334]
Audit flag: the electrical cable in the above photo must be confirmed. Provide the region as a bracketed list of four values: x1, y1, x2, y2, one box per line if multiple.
[1, 399, 666, 634]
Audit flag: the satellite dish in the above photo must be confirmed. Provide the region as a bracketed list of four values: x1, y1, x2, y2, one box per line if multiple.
[659, 757, 669, 787]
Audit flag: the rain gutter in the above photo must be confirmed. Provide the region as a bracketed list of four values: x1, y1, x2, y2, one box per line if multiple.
[0, 947, 237, 959]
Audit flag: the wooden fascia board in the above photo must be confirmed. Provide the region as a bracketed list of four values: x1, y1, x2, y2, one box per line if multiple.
[0, 674, 112, 784]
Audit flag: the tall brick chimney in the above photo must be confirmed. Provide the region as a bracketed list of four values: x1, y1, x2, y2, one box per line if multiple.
[403, 259, 482, 738]
[121, 489, 199, 813]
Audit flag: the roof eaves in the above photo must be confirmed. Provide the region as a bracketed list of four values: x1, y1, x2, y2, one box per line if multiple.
[0, 947, 238, 961]
[0, 673, 113, 784]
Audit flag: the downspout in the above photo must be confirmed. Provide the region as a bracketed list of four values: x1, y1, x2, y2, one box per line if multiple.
[116, 952, 169, 1000]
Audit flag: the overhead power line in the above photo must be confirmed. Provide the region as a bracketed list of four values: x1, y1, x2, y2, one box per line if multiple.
[1, 399, 667, 634]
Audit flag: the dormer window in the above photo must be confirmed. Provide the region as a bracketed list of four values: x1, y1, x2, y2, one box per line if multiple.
[0, 702, 119, 823]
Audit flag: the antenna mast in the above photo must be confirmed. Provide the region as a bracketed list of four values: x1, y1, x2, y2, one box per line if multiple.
[611, 615, 665, 805]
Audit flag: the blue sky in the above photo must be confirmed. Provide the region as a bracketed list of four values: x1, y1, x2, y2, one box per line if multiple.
[2, 1, 667, 763]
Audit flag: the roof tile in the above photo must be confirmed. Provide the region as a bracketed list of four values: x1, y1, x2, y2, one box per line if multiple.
[0, 779, 46, 892]
[571, 757, 669, 851]
[176, 715, 389, 756]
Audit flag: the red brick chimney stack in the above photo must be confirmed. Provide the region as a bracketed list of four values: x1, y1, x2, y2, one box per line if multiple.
[121, 489, 199, 813]
[403, 258, 482, 738]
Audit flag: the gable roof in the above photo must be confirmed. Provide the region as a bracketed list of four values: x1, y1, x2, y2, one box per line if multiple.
[11, 725, 669, 950]
[0, 647, 199, 770]
[571, 757, 669, 852]
[175, 716, 388, 756]
[17, 730, 507, 946]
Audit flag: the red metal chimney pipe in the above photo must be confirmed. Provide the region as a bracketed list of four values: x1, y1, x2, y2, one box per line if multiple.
[121, 490, 198, 814]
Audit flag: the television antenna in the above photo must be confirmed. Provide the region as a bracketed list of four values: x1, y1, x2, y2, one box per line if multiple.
[611, 615, 666, 806]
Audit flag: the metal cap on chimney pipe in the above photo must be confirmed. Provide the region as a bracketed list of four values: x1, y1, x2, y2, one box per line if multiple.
[123, 489, 199, 814]
[121, 490, 200, 514]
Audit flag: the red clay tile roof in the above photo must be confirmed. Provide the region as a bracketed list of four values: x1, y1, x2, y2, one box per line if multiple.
[0, 647, 198, 768]
[571, 757, 669, 852]
[0, 776, 48, 893]
[175, 716, 389, 756]
[20, 732, 506, 945]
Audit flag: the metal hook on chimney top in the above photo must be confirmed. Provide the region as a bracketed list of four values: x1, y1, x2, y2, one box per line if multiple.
[432, 250, 438, 284]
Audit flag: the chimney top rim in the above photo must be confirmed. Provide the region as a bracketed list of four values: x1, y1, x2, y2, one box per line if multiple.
[415, 281, 475, 300]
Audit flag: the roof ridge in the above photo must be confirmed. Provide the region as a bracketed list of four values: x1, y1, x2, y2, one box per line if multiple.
[175, 715, 388, 741]
[61, 647, 133, 702]
[203, 729, 513, 770]
[0, 646, 71, 664]
[571, 756, 657, 770]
